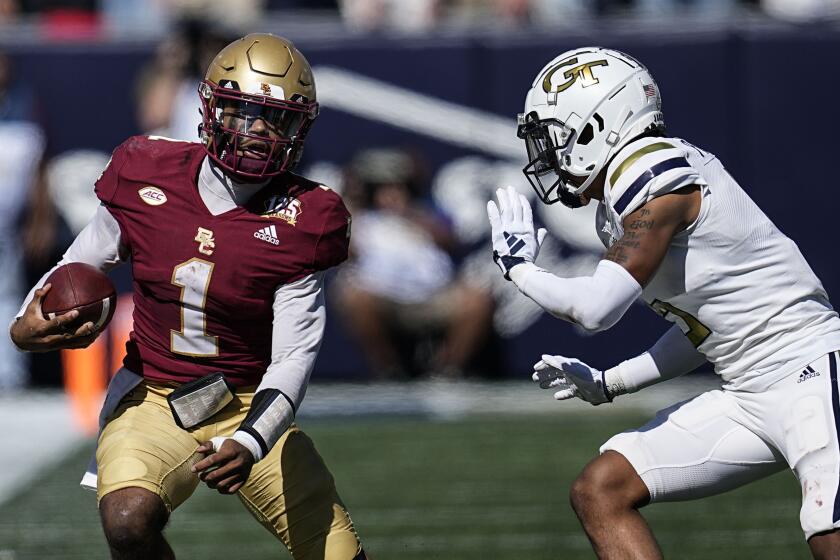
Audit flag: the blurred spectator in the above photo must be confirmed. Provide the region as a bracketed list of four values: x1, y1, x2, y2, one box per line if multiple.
[102, 0, 265, 33]
[0, 52, 44, 389]
[450, 0, 535, 25]
[0, 0, 18, 24]
[762, 0, 840, 20]
[16, 150, 109, 388]
[99, 0, 168, 35]
[338, 0, 441, 32]
[169, 0, 266, 28]
[448, 0, 750, 25]
[19, 157, 76, 388]
[634, 0, 737, 18]
[334, 148, 496, 379]
[45, 151, 110, 236]
[266, 0, 339, 8]
[135, 19, 230, 140]
[21, 0, 101, 40]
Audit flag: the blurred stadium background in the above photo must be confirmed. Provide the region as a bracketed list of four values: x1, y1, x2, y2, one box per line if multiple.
[1, 0, 838, 558]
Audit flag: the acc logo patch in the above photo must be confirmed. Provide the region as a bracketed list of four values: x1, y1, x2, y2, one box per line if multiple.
[138, 186, 167, 206]
[262, 195, 302, 226]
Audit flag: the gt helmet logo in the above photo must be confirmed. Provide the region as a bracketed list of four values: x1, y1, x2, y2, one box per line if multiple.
[541, 57, 609, 95]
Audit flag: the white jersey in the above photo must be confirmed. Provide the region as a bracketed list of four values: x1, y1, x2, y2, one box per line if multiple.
[596, 136, 840, 390]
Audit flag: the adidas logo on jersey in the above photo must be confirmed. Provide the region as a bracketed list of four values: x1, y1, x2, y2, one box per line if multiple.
[798, 365, 820, 383]
[254, 225, 280, 245]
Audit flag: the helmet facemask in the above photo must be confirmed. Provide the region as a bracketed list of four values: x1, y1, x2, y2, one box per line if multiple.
[518, 111, 586, 208]
[199, 80, 318, 180]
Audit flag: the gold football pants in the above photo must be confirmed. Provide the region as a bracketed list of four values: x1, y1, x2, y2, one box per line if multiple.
[96, 381, 361, 560]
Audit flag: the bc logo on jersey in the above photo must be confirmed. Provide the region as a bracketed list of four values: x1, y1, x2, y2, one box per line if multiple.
[194, 227, 215, 256]
[541, 57, 609, 94]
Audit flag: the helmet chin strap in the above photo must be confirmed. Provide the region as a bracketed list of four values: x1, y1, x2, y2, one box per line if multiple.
[557, 186, 585, 208]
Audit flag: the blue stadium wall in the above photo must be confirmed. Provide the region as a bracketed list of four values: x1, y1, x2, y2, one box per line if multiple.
[6, 27, 839, 378]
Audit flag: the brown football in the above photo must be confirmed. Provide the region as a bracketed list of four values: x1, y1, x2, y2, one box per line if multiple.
[41, 262, 117, 332]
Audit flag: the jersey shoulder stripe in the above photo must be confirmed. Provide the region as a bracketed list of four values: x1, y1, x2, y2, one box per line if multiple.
[604, 137, 704, 222]
[609, 141, 676, 186]
[614, 156, 692, 214]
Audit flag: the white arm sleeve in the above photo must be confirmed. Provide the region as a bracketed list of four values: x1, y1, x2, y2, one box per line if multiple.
[509, 259, 642, 332]
[14, 205, 127, 320]
[259, 271, 326, 408]
[605, 324, 707, 395]
[232, 272, 326, 461]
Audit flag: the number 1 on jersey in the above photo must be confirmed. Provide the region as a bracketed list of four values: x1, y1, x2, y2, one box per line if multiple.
[171, 258, 219, 357]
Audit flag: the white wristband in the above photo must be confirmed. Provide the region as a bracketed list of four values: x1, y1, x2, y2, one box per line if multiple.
[211, 432, 264, 462]
[604, 353, 659, 397]
[603, 325, 707, 397]
[233, 431, 264, 462]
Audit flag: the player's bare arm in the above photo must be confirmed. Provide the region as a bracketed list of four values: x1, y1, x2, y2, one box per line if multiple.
[10, 284, 97, 352]
[604, 185, 701, 286]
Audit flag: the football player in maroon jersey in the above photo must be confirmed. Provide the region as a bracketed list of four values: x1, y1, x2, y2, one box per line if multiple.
[11, 34, 366, 560]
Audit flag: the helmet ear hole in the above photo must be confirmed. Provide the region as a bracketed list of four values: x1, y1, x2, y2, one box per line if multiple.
[578, 123, 594, 146]
[594, 112, 604, 131]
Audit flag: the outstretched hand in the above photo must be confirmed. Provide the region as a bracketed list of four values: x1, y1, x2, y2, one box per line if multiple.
[532, 354, 612, 405]
[487, 186, 547, 280]
[9, 284, 98, 352]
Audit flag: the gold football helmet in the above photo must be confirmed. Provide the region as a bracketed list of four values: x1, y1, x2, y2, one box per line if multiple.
[199, 33, 318, 179]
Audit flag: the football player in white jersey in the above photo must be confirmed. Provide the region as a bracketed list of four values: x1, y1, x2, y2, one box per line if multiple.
[487, 47, 840, 558]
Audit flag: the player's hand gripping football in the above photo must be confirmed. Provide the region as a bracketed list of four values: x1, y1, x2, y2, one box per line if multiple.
[193, 437, 255, 495]
[532, 354, 612, 405]
[486, 185, 548, 280]
[9, 284, 98, 352]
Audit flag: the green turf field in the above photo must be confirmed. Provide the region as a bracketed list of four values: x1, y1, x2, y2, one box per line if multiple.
[0, 412, 810, 559]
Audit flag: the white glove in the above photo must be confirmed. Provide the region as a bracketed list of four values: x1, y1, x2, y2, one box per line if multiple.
[487, 185, 547, 280]
[532, 354, 612, 405]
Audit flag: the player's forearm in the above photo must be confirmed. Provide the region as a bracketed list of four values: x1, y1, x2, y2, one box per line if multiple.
[604, 324, 707, 396]
[509, 259, 642, 332]
[233, 272, 326, 461]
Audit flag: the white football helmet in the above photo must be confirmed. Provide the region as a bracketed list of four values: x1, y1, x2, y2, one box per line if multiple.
[518, 47, 664, 207]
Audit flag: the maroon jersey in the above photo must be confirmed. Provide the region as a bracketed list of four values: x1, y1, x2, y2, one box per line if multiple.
[95, 136, 350, 386]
